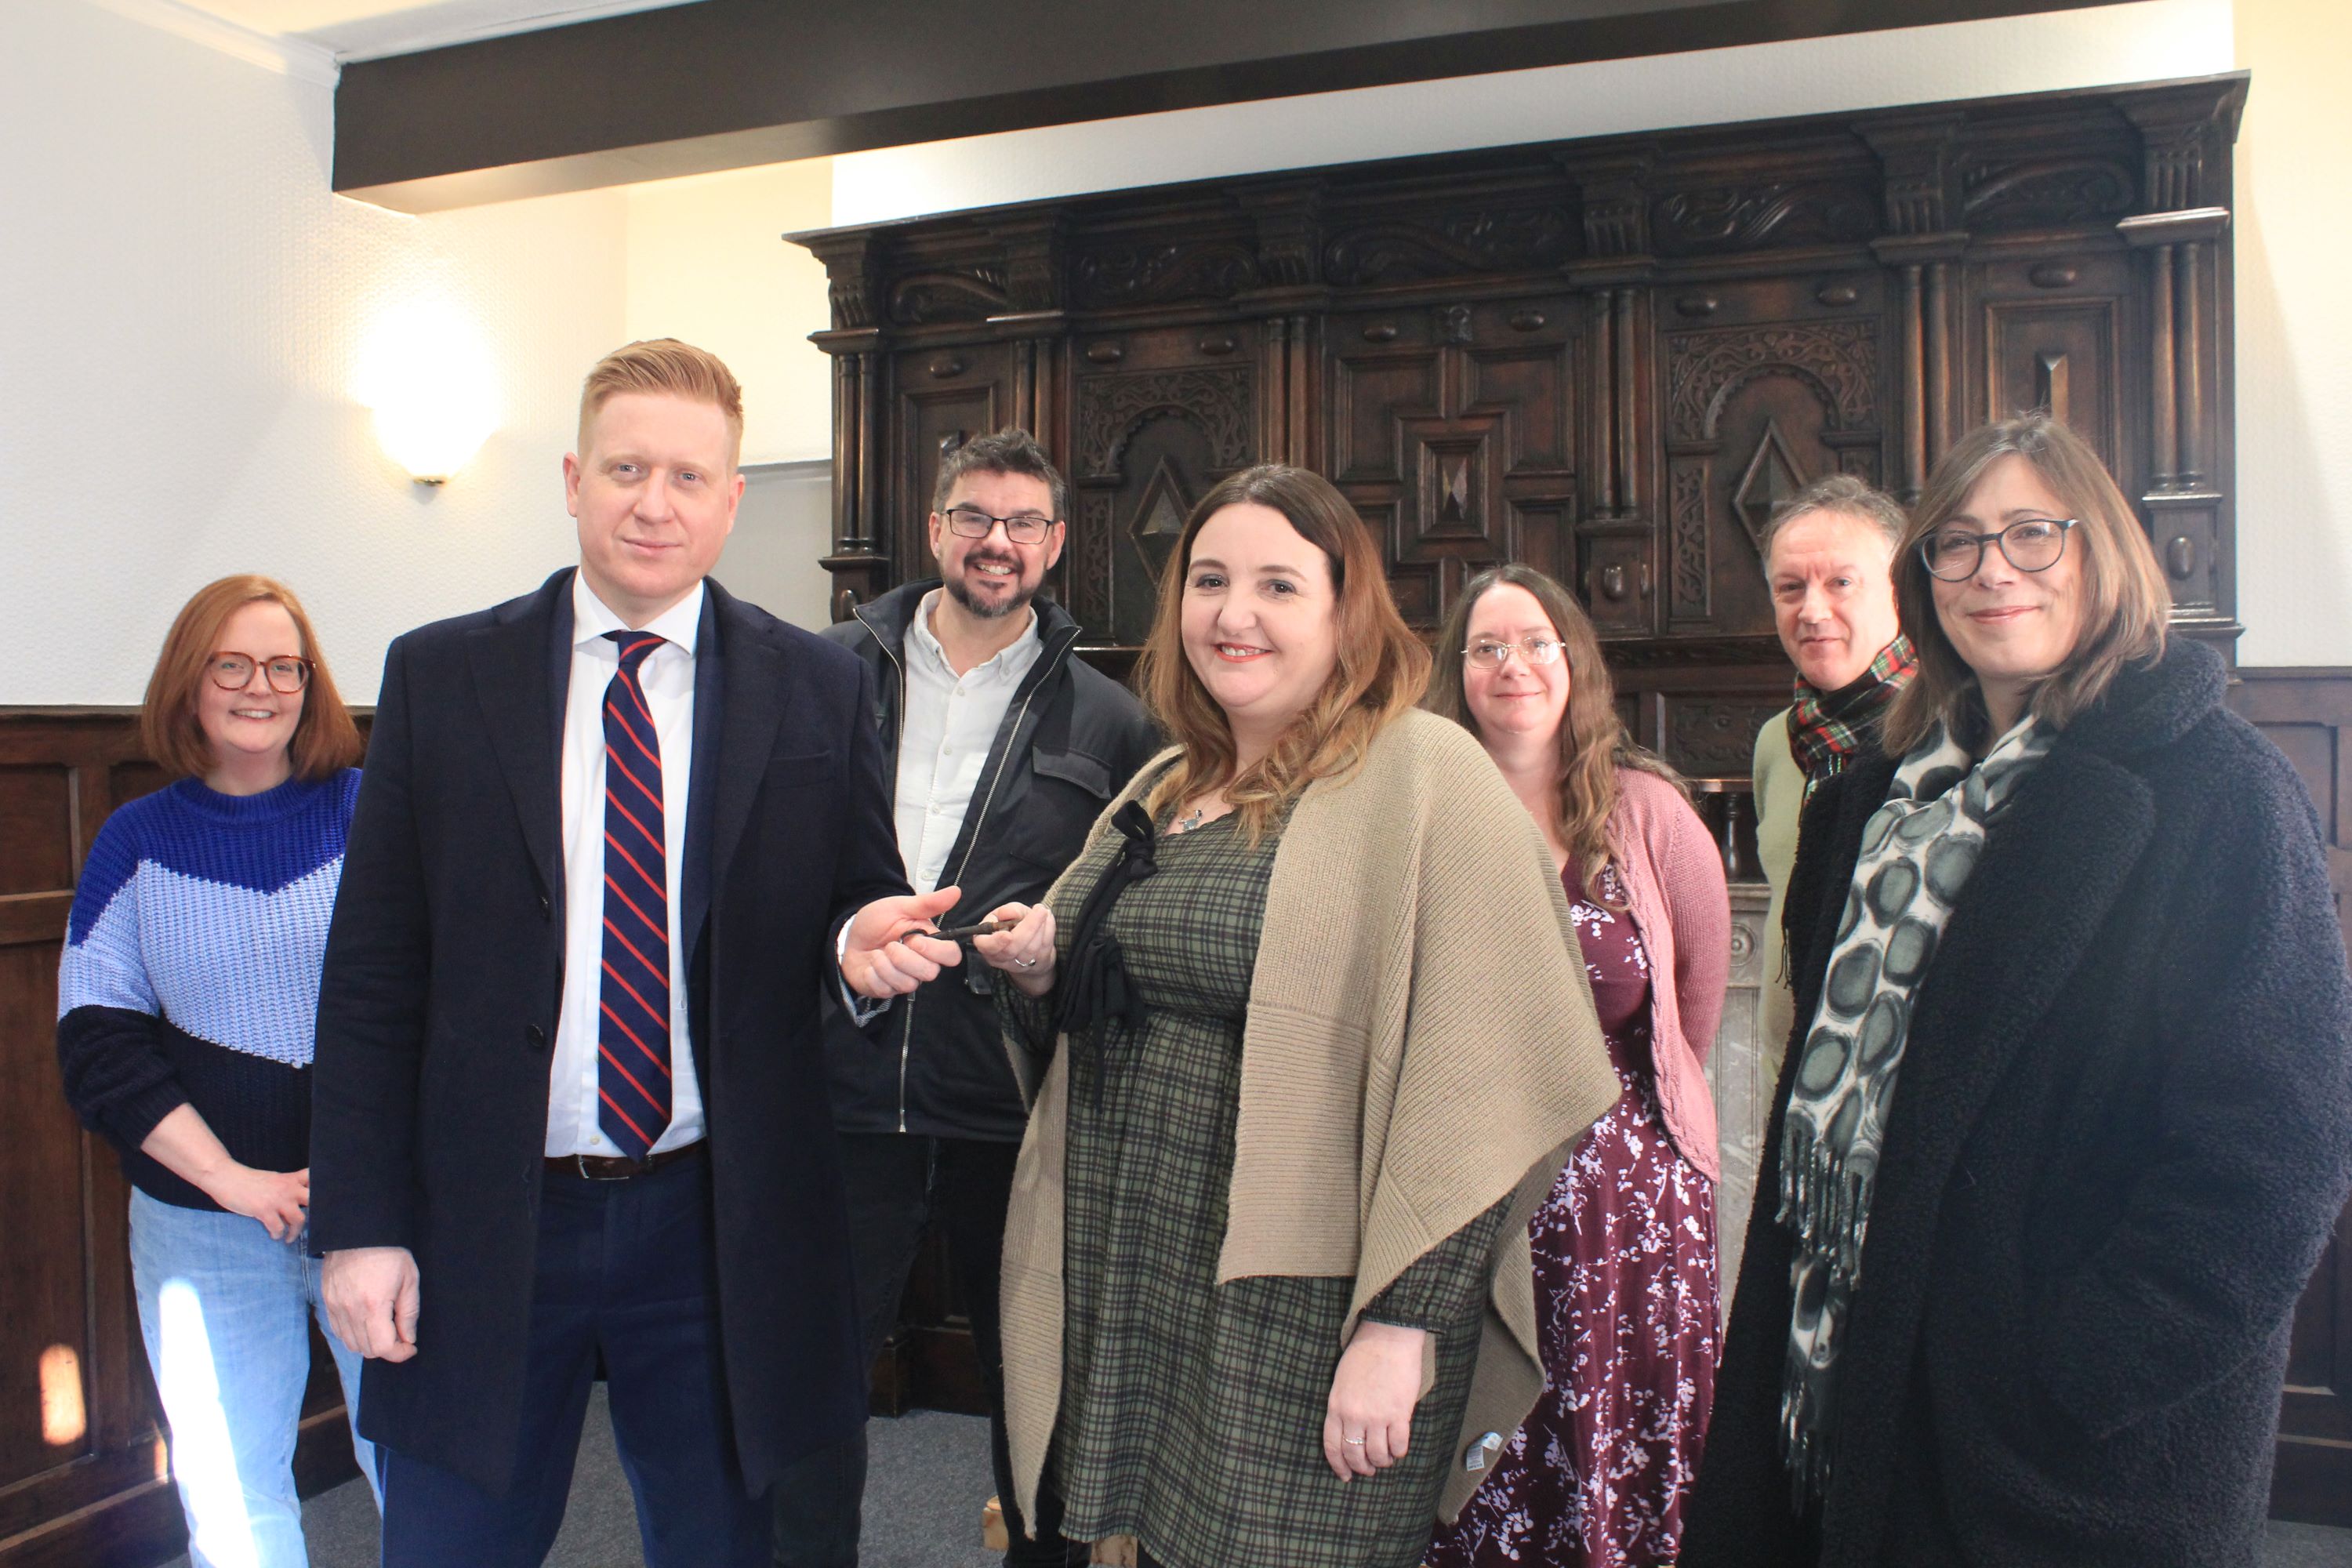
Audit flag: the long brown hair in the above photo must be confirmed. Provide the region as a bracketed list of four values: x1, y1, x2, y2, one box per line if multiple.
[140, 575, 363, 782]
[1425, 563, 1686, 905]
[1884, 412, 2170, 755]
[1134, 464, 1430, 842]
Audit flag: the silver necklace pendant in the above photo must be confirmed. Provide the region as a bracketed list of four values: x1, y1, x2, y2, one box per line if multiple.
[1172, 806, 1204, 833]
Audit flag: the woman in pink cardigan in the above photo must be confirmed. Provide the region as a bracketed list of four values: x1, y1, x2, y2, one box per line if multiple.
[1423, 564, 1730, 1568]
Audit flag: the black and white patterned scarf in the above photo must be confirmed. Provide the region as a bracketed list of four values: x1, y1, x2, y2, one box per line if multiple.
[1776, 714, 2053, 1504]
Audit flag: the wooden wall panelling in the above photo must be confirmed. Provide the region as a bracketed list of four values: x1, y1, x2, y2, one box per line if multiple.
[2227, 670, 2352, 1527]
[1324, 298, 1579, 626]
[1067, 325, 1264, 647]
[0, 714, 359, 1568]
[1657, 275, 1893, 637]
[888, 339, 1019, 590]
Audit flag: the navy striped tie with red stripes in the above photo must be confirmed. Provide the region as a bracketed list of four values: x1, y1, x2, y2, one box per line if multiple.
[598, 630, 671, 1160]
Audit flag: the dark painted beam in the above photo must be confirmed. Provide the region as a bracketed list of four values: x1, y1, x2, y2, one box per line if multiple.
[334, 0, 2129, 211]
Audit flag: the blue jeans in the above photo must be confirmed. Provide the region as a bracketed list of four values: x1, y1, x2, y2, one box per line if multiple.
[129, 1189, 379, 1568]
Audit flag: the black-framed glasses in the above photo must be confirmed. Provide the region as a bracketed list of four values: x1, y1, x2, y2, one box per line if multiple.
[207, 651, 312, 694]
[942, 506, 1057, 545]
[1464, 635, 1565, 670]
[1920, 517, 2077, 582]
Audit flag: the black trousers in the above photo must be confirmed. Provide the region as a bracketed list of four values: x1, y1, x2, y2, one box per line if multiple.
[379, 1152, 768, 1567]
[771, 1133, 1084, 1568]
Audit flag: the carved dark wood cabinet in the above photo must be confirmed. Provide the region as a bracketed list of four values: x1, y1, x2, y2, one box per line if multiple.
[782, 71, 2352, 1529]
[792, 70, 2247, 789]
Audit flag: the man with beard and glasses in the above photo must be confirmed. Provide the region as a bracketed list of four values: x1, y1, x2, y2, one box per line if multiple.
[1751, 475, 1915, 1098]
[773, 429, 1156, 1568]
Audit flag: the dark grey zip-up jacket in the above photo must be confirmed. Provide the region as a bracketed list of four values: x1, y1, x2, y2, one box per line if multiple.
[820, 581, 1158, 1142]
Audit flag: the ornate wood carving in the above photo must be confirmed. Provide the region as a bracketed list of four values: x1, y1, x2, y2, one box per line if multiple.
[887, 267, 1008, 325]
[1072, 242, 1260, 308]
[1961, 157, 2136, 227]
[1652, 180, 1878, 254]
[1323, 204, 1574, 286]
[1666, 320, 1881, 444]
[1669, 461, 1710, 618]
[791, 71, 2244, 654]
[1666, 695, 1792, 775]
[1073, 367, 1254, 481]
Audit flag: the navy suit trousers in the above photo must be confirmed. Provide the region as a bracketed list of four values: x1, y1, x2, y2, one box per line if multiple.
[378, 1150, 768, 1567]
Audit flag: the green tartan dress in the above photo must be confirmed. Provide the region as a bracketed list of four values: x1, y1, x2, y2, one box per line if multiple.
[1004, 810, 1509, 1568]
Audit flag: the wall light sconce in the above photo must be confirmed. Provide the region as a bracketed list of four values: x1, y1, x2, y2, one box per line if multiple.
[354, 297, 500, 485]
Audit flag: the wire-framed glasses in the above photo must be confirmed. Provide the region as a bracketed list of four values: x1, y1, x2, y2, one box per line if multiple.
[207, 652, 313, 693]
[1921, 517, 2077, 581]
[942, 506, 1056, 545]
[1464, 635, 1565, 670]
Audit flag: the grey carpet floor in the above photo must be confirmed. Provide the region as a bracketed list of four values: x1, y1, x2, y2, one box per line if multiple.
[160, 1393, 2352, 1566]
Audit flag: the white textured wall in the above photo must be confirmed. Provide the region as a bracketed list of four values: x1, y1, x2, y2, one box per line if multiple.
[2231, 0, 2352, 666]
[623, 160, 836, 466]
[622, 162, 839, 629]
[833, 0, 2234, 223]
[5, 1, 629, 707]
[724, 462, 837, 634]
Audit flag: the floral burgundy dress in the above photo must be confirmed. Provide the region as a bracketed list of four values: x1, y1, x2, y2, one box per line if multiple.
[1426, 862, 1720, 1568]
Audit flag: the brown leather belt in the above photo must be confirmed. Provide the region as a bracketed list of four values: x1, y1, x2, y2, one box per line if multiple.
[546, 1140, 706, 1182]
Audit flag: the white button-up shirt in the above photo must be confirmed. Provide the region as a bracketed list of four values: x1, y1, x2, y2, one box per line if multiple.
[892, 591, 1044, 893]
[548, 573, 707, 1157]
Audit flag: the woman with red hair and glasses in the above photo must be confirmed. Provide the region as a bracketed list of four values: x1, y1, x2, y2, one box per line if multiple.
[56, 576, 375, 1568]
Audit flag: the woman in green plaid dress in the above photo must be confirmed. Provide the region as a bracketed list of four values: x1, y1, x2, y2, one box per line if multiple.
[963, 466, 1618, 1568]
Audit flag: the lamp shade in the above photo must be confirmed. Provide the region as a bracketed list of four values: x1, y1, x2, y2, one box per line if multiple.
[355, 297, 499, 485]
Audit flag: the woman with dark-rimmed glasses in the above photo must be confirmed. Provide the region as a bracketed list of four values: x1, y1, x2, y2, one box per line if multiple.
[1682, 412, 2352, 1568]
[56, 575, 376, 1567]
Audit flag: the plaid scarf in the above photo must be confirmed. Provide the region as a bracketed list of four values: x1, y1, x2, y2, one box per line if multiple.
[1787, 635, 1918, 787]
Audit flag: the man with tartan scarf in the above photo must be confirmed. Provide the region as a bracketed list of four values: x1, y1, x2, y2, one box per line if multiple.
[1748, 475, 1915, 1126]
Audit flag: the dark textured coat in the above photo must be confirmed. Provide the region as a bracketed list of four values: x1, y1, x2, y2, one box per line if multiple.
[818, 581, 1156, 1141]
[1682, 637, 2352, 1568]
[309, 569, 910, 1497]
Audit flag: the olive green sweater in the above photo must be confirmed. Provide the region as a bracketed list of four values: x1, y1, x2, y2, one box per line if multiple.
[997, 708, 1620, 1526]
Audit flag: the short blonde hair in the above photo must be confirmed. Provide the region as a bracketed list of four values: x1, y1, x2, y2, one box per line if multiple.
[140, 576, 363, 782]
[1884, 412, 2169, 754]
[577, 339, 744, 470]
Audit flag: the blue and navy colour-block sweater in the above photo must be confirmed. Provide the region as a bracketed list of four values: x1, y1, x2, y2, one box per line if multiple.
[56, 770, 360, 1210]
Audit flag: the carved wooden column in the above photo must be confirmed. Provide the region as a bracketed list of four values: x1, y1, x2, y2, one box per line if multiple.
[804, 231, 890, 620]
[1239, 180, 1326, 466]
[1565, 150, 1657, 633]
[2118, 202, 2234, 639]
[2120, 84, 2244, 644]
[989, 212, 1069, 445]
[1863, 115, 1965, 498]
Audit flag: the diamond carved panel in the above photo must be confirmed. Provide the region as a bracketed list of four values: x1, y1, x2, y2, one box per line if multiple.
[1731, 419, 1806, 558]
[1399, 414, 1502, 561]
[1127, 455, 1193, 586]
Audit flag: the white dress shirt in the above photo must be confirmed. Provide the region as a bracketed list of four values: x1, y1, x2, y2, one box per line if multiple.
[548, 573, 707, 1157]
[892, 591, 1044, 893]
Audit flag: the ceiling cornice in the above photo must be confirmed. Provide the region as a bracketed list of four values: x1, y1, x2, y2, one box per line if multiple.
[85, 0, 339, 86]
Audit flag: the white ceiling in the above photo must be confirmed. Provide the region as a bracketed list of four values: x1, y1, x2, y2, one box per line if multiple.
[170, 0, 706, 60]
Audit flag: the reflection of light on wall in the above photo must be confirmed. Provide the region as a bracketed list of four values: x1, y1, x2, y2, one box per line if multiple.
[39, 1345, 85, 1446]
[354, 296, 500, 485]
[158, 1279, 261, 1568]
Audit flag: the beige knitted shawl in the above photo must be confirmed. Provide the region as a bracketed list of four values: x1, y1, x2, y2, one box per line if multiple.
[996, 708, 1620, 1528]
